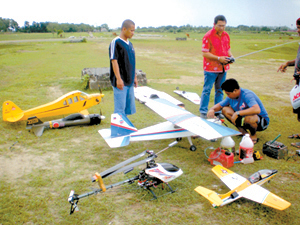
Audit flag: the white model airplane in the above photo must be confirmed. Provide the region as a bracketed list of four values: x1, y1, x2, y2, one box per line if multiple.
[194, 165, 291, 210]
[99, 97, 240, 150]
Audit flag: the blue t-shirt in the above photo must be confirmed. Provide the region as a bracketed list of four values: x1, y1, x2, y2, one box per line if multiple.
[109, 37, 136, 87]
[219, 88, 270, 124]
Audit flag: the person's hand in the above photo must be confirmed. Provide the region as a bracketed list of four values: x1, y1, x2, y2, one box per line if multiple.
[116, 78, 124, 90]
[232, 112, 239, 125]
[277, 63, 288, 73]
[207, 109, 215, 118]
[134, 75, 138, 88]
[218, 56, 228, 64]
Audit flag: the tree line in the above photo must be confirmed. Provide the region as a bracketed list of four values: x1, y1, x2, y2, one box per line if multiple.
[0, 17, 292, 34]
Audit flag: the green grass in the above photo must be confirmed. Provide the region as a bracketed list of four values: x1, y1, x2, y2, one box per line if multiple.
[0, 32, 300, 225]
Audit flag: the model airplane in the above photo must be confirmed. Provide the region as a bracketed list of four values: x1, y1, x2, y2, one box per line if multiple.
[2, 90, 104, 122]
[174, 87, 201, 105]
[68, 142, 182, 214]
[26, 113, 105, 136]
[194, 165, 291, 210]
[99, 103, 240, 151]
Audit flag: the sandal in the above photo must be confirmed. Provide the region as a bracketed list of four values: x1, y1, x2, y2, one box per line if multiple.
[291, 142, 300, 148]
[288, 134, 300, 139]
[252, 138, 260, 145]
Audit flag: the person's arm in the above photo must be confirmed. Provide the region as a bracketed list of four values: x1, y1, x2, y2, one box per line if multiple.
[277, 59, 296, 73]
[111, 59, 124, 90]
[202, 52, 230, 64]
[207, 103, 223, 118]
[134, 73, 138, 88]
[234, 104, 260, 117]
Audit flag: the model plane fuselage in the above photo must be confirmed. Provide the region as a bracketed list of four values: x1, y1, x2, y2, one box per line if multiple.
[2, 90, 104, 122]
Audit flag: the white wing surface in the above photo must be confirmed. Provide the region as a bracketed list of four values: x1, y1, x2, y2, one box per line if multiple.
[145, 98, 241, 140]
[134, 86, 184, 107]
[174, 90, 201, 105]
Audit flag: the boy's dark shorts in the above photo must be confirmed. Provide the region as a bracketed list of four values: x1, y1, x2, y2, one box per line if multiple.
[257, 115, 268, 131]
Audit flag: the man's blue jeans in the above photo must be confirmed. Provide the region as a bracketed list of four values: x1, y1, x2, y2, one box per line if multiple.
[199, 71, 227, 114]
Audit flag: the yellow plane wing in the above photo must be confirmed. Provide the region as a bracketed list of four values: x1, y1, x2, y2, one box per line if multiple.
[212, 165, 247, 190]
[239, 184, 291, 210]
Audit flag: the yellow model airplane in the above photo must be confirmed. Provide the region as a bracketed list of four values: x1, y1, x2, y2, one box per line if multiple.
[195, 165, 291, 210]
[3, 90, 104, 122]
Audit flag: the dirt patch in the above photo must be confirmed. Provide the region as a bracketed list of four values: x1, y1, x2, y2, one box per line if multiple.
[149, 75, 203, 86]
[47, 86, 64, 99]
[0, 151, 62, 181]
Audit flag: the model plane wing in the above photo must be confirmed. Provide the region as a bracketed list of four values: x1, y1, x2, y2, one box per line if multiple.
[134, 86, 184, 107]
[211, 165, 247, 190]
[174, 90, 201, 105]
[145, 98, 240, 140]
[239, 184, 291, 210]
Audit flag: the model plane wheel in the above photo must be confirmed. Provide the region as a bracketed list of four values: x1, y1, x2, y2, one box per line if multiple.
[190, 145, 196, 151]
[176, 137, 182, 142]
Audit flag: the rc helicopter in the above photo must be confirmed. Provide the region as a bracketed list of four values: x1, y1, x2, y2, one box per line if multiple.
[68, 141, 183, 214]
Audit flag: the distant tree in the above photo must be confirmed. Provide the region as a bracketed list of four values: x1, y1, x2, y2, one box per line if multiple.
[57, 29, 64, 37]
[101, 23, 109, 30]
[24, 21, 30, 32]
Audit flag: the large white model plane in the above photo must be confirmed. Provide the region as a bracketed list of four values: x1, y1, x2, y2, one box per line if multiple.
[99, 91, 240, 150]
[195, 165, 291, 210]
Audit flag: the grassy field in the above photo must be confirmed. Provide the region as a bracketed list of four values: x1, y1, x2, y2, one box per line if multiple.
[0, 31, 300, 225]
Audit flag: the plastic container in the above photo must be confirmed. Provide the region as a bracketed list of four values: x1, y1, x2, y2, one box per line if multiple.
[239, 134, 254, 160]
[208, 147, 234, 168]
[220, 136, 235, 155]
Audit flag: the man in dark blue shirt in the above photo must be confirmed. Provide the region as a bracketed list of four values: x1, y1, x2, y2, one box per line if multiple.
[207, 78, 269, 144]
[109, 19, 137, 115]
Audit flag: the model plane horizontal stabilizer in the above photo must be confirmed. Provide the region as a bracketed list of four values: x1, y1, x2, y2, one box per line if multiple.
[98, 128, 131, 148]
[194, 186, 223, 206]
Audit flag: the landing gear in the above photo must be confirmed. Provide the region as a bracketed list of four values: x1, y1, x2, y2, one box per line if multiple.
[187, 136, 197, 151]
[190, 145, 197, 151]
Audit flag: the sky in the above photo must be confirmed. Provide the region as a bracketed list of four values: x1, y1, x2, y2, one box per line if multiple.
[1, 0, 300, 29]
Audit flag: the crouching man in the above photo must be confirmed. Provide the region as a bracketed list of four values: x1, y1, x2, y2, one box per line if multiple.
[207, 78, 269, 144]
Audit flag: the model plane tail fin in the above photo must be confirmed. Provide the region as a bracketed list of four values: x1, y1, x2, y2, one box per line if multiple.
[194, 186, 223, 207]
[110, 113, 138, 137]
[26, 116, 45, 136]
[2, 101, 24, 122]
[98, 113, 137, 148]
[32, 126, 45, 137]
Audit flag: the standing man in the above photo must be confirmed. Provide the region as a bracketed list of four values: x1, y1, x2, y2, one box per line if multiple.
[277, 17, 300, 146]
[109, 19, 137, 115]
[199, 15, 234, 119]
[207, 78, 269, 144]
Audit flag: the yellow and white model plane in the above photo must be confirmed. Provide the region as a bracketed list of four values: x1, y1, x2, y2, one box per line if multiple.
[194, 165, 291, 210]
[2, 90, 104, 122]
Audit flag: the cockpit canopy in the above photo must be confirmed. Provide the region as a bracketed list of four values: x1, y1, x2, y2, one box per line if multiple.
[248, 169, 277, 184]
